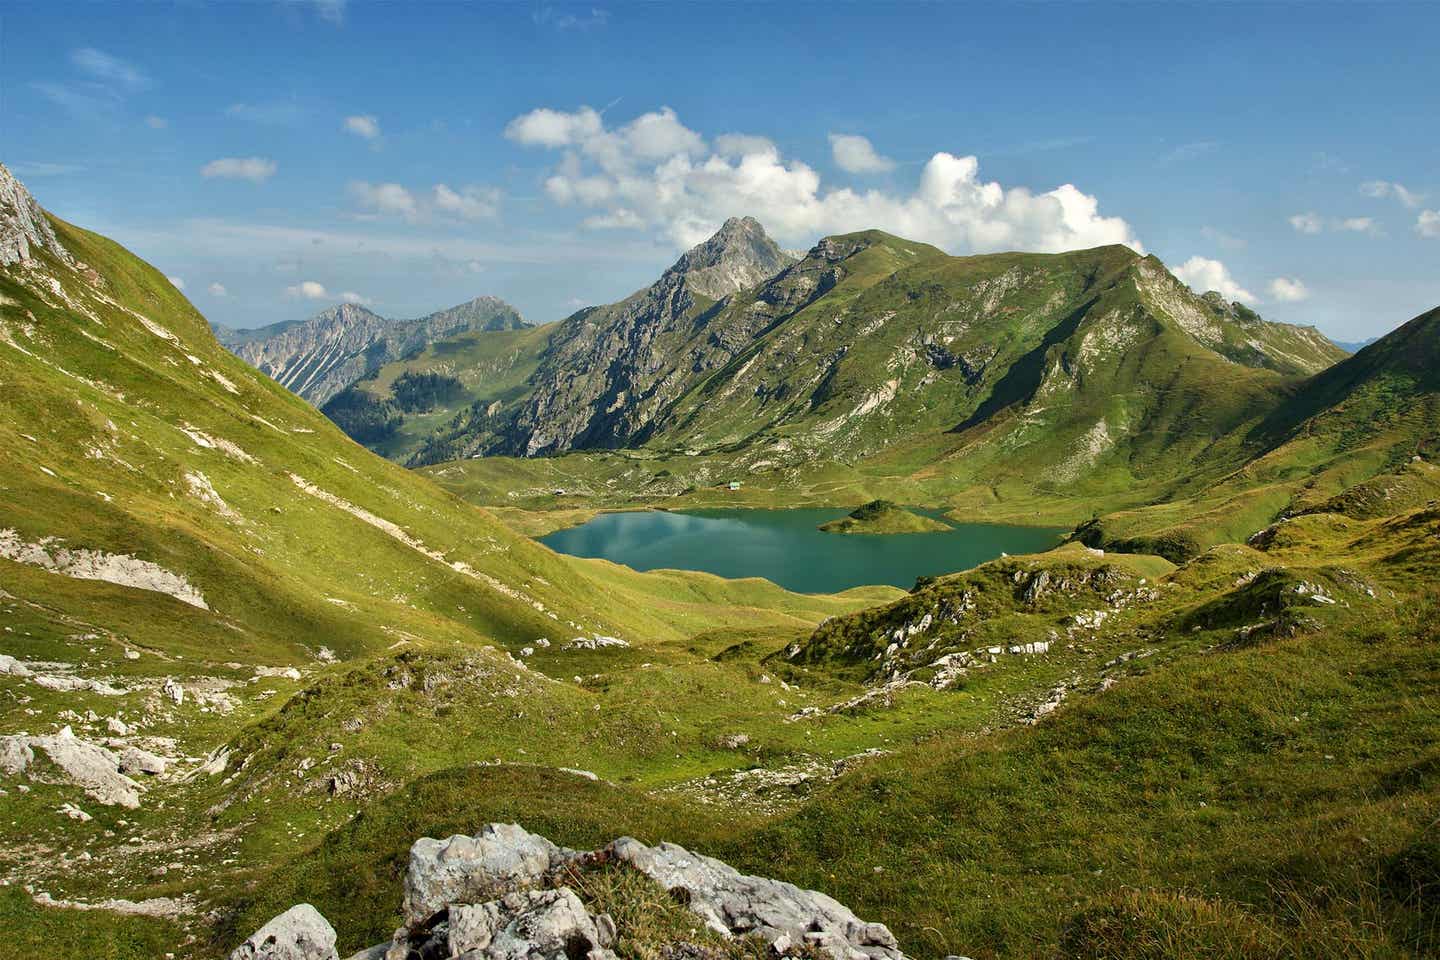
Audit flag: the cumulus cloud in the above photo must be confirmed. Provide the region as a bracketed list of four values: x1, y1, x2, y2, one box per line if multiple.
[715, 134, 777, 158]
[1339, 217, 1379, 235]
[1267, 277, 1310, 302]
[433, 183, 501, 220]
[1418, 210, 1440, 239]
[829, 133, 895, 174]
[349, 180, 501, 222]
[1289, 212, 1379, 236]
[286, 280, 329, 299]
[201, 157, 277, 182]
[167, 276, 185, 290]
[208, 282, 228, 297]
[348, 180, 418, 220]
[1172, 256, 1256, 303]
[343, 114, 380, 140]
[340, 291, 371, 304]
[1361, 180, 1423, 208]
[506, 104, 1142, 254]
[71, 48, 150, 93]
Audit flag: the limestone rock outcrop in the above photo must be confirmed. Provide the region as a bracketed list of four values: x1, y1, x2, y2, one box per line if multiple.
[239, 823, 913, 960]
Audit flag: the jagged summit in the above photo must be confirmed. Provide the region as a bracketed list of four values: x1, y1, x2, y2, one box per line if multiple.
[0, 162, 73, 268]
[223, 296, 527, 405]
[667, 215, 795, 300]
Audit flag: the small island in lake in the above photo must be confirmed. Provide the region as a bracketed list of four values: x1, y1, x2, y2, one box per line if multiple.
[818, 500, 954, 535]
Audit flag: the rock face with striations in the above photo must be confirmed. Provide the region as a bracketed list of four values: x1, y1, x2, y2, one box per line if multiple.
[236, 823, 913, 960]
[0, 162, 74, 268]
[221, 296, 528, 406]
[496, 217, 795, 455]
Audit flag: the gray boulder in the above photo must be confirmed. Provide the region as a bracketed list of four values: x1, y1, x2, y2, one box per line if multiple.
[402, 823, 574, 927]
[449, 888, 616, 960]
[607, 837, 904, 960]
[230, 904, 339, 960]
[118, 745, 168, 776]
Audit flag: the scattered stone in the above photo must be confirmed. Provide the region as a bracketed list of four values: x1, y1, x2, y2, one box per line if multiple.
[563, 635, 629, 651]
[607, 836, 904, 960]
[0, 654, 33, 677]
[229, 904, 339, 960]
[117, 745, 168, 776]
[162, 677, 185, 705]
[59, 802, 92, 822]
[0, 726, 142, 807]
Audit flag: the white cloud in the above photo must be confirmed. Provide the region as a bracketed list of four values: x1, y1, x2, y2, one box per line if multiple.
[340, 291, 371, 304]
[533, 5, 609, 29]
[208, 282, 228, 297]
[145, 115, 167, 130]
[1172, 256, 1256, 303]
[167, 276, 185, 290]
[1338, 217, 1378, 235]
[1267, 276, 1310, 302]
[349, 180, 501, 223]
[715, 134, 777, 158]
[505, 107, 604, 148]
[1418, 210, 1440, 239]
[343, 114, 380, 140]
[348, 180, 418, 220]
[829, 133, 895, 174]
[1360, 180, 1423, 208]
[286, 280, 330, 300]
[1289, 212, 1379, 236]
[71, 48, 149, 93]
[506, 105, 705, 168]
[507, 104, 1142, 254]
[433, 184, 501, 220]
[201, 157, 277, 182]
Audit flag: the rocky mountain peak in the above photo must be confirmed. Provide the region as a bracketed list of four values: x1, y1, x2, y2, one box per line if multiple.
[0, 162, 74, 268]
[668, 215, 795, 300]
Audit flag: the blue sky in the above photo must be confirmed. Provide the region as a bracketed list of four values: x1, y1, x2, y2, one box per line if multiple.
[3, 1, 1437, 339]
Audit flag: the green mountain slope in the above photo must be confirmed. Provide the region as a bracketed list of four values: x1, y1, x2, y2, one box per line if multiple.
[392, 222, 1342, 517]
[1076, 303, 1440, 560]
[220, 295, 529, 406]
[321, 321, 555, 464]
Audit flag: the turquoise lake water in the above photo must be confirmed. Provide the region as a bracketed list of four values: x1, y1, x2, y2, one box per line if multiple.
[540, 508, 1066, 594]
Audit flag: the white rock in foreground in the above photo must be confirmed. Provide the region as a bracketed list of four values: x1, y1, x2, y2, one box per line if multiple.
[229, 904, 339, 960]
[607, 836, 905, 960]
[402, 822, 571, 926]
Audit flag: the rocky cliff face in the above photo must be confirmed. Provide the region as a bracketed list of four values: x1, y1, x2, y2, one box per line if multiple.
[0, 162, 74, 268]
[493, 217, 795, 456]
[225, 295, 527, 406]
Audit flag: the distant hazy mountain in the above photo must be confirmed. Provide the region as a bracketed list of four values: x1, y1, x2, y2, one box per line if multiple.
[1334, 337, 1378, 353]
[217, 296, 528, 405]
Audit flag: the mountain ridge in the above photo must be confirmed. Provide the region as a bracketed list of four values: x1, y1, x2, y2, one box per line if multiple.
[220, 294, 529, 406]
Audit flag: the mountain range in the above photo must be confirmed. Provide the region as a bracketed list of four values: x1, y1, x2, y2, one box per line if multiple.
[214, 295, 528, 406]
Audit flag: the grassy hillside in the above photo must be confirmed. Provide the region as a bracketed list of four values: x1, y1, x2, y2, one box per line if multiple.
[322, 321, 555, 464]
[215, 505, 1440, 960]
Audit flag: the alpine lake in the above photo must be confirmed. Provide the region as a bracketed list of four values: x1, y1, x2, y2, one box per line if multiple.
[540, 507, 1068, 594]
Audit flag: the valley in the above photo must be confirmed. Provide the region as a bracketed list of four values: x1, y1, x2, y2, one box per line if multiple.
[2, 151, 1438, 960]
